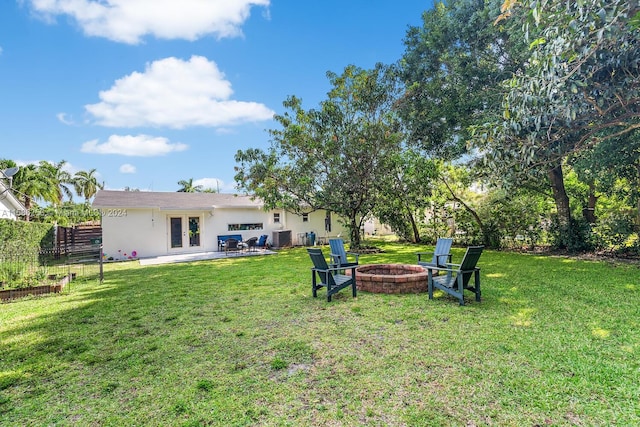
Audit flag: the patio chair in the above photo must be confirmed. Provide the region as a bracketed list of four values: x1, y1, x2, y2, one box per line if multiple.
[245, 237, 258, 252]
[416, 237, 453, 268]
[328, 238, 359, 268]
[225, 238, 241, 255]
[257, 234, 269, 249]
[307, 248, 357, 302]
[425, 245, 484, 306]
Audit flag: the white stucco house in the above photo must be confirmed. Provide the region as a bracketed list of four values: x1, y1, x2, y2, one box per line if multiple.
[0, 181, 26, 220]
[92, 190, 349, 260]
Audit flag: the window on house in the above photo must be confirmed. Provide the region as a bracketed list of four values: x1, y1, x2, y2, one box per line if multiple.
[228, 223, 263, 231]
[302, 213, 309, 222]
[273, 213, 280, 223]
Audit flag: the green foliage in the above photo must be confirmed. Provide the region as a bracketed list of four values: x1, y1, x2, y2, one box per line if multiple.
[73, 168, 103, 201]
[0, 219, 54, 287]
[235, 64, 403, 247]
[549, 216, 595, 252]
[176, 178, 203, 193]
[373, 150, 440, 243]
[0, 219, 55, 251]
[476, 0, 640, 179]
[0, 262, 27, 285]
[591, 209, 639, 253]
[1, 159, 104, 212]
[28, 202, 101, 226]
[399, 0, 527, 158]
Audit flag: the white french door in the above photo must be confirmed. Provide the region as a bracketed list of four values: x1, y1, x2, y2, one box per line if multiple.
[168, 215, 202, 252]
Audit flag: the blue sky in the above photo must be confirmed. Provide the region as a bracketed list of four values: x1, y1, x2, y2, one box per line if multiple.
[0, 0, 430, 194]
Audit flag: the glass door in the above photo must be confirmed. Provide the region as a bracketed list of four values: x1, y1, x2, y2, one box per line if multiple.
[188, 216, 200, 247]
[170, 217, 183, 248]
[169, 215, 202, 251]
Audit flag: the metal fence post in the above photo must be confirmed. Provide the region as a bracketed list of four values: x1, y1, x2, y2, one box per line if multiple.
[99, 244, 104, 283]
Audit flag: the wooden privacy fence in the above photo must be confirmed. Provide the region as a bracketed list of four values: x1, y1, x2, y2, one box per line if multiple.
[56, 224, 102, 256]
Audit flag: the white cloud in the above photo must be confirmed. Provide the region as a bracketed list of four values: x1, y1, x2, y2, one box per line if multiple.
[81, 134, 188, 156]
[119, 163, 137, 174]
[28, 0, 270, 44]
[85, 56, 274, 128]
[57, 112, 75, 125]
[193, 178, 222, 192]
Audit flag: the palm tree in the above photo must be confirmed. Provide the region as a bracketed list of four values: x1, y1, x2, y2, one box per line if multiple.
[74, 169, 103, 202]
[177, 178, 203, 193]
[39, 160, 74, 206]
[12, 163, 56, 221]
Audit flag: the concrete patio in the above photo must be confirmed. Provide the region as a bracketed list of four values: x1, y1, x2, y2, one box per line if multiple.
[139, 248, 277, 266]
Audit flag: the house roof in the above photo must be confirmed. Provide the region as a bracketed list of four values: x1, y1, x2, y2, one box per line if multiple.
[92, 190, 264, 210]
[0, 181, 27, 212]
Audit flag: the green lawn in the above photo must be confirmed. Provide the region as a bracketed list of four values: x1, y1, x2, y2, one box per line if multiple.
[1, 242, 639, 426]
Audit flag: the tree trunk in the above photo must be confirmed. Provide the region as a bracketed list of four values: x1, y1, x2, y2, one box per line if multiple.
[349, 215, 361, 249]
[22, 196, 31, 222]
[405, 205, 420, 243]
[548, 163, 573, 247]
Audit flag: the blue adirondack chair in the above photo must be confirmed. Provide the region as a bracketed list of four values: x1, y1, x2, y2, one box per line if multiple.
[425, 245, 484, 305]
[416, 237, 453, 268]
[328, 238, 359, 268]
[307, 248, 357, 302]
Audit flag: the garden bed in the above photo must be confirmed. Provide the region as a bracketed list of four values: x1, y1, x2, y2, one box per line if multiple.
[0, 274, 73, 302]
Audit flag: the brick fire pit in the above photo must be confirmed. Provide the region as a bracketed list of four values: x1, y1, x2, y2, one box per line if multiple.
[351, 264, 428, 294]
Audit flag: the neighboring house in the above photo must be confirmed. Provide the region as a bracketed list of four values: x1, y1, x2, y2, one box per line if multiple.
[92, 190, 349, 260]
[0, 181, 26, 220]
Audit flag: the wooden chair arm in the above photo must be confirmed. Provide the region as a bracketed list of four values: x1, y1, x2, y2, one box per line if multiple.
[345, 251, 360, 261]
[312, 266, 356, 274]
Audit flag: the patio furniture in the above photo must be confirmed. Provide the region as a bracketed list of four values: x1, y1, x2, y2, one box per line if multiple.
[425, 245, 484, 306]
[256, 234, 269, 249]
[225, 238, 241, 255]
[416, 237, 453, 268]
[307, 248, 357, 302]
[218, 234, 243, 251]
[328, 238, 359, 268]
[245, 236, 258, 252]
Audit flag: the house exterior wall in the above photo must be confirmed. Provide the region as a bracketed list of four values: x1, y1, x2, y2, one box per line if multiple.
[100, 208, 165, 260]
[101, 205, 352, 260]
[284, 210, 350, 245]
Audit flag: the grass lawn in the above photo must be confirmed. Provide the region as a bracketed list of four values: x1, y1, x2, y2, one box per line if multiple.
[1, 242, 639, 426]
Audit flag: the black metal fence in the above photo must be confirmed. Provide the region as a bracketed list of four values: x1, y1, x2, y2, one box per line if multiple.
[0, 244, 103, 300]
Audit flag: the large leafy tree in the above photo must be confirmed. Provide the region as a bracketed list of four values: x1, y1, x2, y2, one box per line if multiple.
[476, 0, 640, 249]
[398, 0, 528, 159]
[398, 0, 530, 245]
[235, 64, 403, 248]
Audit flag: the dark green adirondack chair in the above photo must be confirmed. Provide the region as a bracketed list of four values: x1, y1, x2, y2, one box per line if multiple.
[426, 245, 484, 306]
[416, 237, 453, 268]
[328, 238, 359, 268]
[307, 248, 357, 302]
